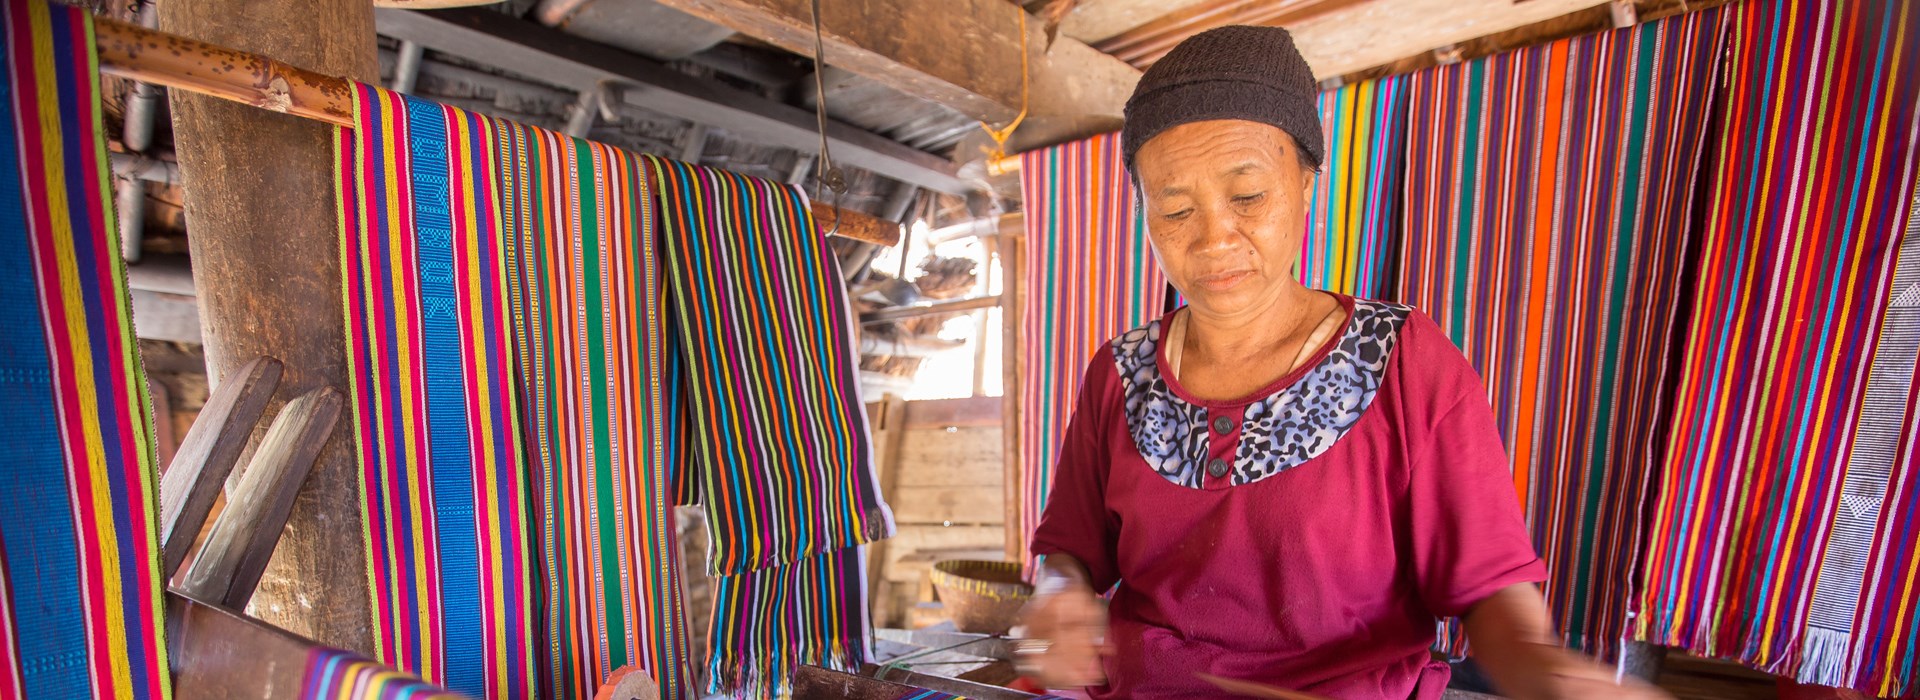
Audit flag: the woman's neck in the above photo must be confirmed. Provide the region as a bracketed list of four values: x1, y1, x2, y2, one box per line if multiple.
[1183, 283, 1324, 367]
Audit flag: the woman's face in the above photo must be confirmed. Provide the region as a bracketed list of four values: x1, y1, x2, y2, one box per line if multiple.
[1133, 120, 1314, 318]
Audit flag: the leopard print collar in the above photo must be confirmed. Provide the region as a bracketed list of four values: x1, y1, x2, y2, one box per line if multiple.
[1110, 299, 1410, 488]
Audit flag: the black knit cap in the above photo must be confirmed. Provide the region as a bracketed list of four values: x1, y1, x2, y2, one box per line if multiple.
[1121, 25, 1323, 171]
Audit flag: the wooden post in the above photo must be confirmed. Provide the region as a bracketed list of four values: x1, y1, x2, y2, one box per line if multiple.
[865, 394, 909, 628]
[1000, 234, 1025, 563]
[158, 0, 377, 650]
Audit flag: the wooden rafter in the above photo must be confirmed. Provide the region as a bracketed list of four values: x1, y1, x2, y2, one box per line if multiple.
[1093, 0, 1368, 67]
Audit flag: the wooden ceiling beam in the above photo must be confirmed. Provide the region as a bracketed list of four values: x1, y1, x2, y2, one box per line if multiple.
[1093, 0, 1369, 68]
[646, 0, 1141, 131]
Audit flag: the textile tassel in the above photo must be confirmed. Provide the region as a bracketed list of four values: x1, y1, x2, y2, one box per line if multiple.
[1634, 0, 1920, 694]
[491, 122, 692, 699]
[706, 550, 871, 699]
[1302, 75, 1408, 299]
[339, 84, 541, 697]
[0, 1, 171, 697]
[644, 154, 888, 698]
[1796, 628, 1853, 689]
[1016, 133, 1169, 561]
[1398, 7, 1727, 656]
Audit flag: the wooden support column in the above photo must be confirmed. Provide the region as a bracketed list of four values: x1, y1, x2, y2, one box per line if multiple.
[158, 0, 377, 651]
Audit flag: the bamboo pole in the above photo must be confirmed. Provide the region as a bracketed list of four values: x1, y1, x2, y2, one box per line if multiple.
[92, 17, 902, 247]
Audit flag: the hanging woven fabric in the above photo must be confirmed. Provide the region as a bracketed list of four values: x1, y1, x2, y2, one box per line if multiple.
[1634, 0, 1920, 694]
[492, 121, 693, 700]
[0, 1, 170, 696]
[1397, 7, 1727, 655]
[644, 155, 890, 698]
[338, 84, 542, 697]
[1301, 75, 1409, 299]
[1015, 133, 1170, 560]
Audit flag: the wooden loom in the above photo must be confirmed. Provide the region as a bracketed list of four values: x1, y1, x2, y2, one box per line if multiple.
[91, 17, 905, 248]
[90, 11, 902, 700]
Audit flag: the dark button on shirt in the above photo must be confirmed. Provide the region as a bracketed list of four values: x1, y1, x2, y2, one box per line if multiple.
[1212, 416, 1234, 434]
[1206, 457, 1230, 478]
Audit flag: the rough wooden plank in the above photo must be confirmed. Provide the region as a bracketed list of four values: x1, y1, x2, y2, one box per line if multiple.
[160, 356, 283, 578]
[647, 0, 1140, 140]
[898, 427, 1004, 487]
[1094, 0, 1368, 66]
[1052, 0, 1216, 44]
[177, 388, 343, 610]
[165, 592, 327, 700]
[902, 396, 1002, 430]
[892, 486, 1003, 525]
[159, 0, 375, 651]
[1289, 0, 1603, 79]
[1322, 0, 1736, 85]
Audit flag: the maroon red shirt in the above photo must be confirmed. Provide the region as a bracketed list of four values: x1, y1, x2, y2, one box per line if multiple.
[1030, 295, 1546, 700]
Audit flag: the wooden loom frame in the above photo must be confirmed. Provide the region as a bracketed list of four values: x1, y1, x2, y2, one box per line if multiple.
[92, 16, 905, 248]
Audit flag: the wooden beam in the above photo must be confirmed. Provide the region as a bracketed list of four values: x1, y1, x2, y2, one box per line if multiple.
[647, 0, 1140, 133]
[1327, 0, 1738, 86]
[177, 388, 343, 610]
[901, 395, 1002, 430]
[158, 0, 374, 651]
[160, 356, 284, 578]
[864, 395, 909, 628]
[165, 592, 330, 700]
[1094, 0, 1367, 67]
[999, 234, 1025, 562]
[859, 294, 1001, 324]
[371, 7, 976, 196]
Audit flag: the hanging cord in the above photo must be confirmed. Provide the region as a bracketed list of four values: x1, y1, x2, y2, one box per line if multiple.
[809, 0, 847, 236]
[977, 7, 1030, 163]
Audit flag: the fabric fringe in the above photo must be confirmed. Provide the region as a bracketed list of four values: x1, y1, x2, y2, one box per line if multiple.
[1795, 628, 1853, 689]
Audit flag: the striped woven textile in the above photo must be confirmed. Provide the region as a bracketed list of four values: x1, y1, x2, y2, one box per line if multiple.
[1634, 0, 1920, 693]
[300, 648, 464, 700]
[1016, 133, 1168, 555]
[0, 1, 169, 697]
[338, 84, 540, 698]
[1301, 75, 1408, 298]
[1398, 7, 1727, 655]
[492, 121, 692, 700]
[644, 155, 887, 698]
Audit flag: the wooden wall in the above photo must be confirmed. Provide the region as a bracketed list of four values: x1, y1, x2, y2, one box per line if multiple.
[867, 395, 1008, 628]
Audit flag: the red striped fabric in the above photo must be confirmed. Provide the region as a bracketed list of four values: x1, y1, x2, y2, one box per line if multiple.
[1398, 7, 1727, 654]
[1635, 1, 1920, 694]
[0, 2, 169, 697]
[1017, 133, 1169, 559]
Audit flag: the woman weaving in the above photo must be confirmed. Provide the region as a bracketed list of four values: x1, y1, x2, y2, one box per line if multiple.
[1015, 27, 1664, 700]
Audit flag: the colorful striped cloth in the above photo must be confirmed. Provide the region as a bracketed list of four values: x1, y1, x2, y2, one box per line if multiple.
[645, 155, 886, 698]
[1016, 133, 1169, 555]
[1398, 7, 1727, 654]
[0, 1, 169, 697]
[493, 121, 691, 700]
[1634, 0, 1920, 694]
[1301, 75, 1408, 299]
[300, 648, 465, 700]
[338, 84, 541, 697]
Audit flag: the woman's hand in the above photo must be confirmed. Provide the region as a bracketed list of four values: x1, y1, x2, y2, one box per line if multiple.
[1529, 656, 1670, 700]
[1013, 556, 1112, 688]
[1464, 584, 1674, 700]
